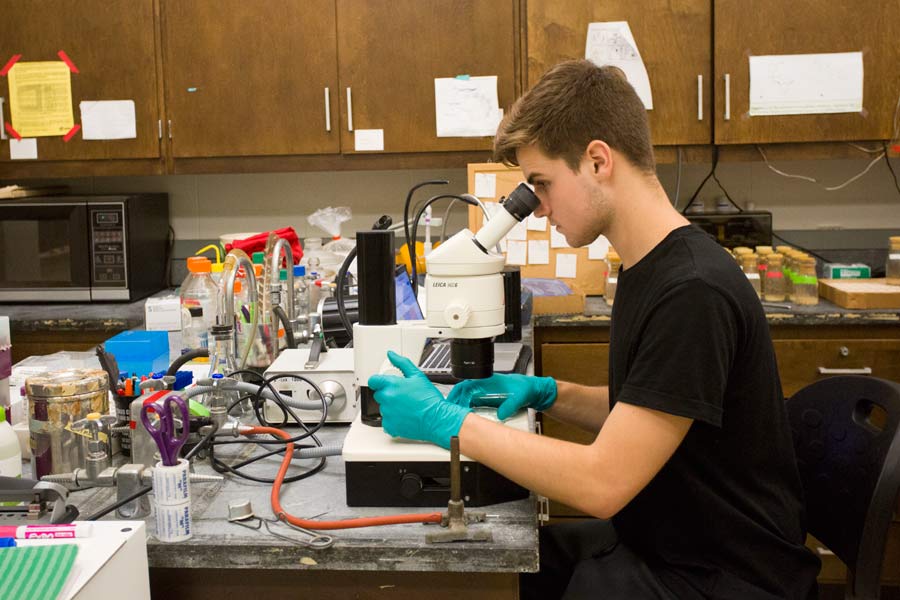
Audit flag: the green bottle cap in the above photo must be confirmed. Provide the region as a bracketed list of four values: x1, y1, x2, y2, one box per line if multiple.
[252, 252, 265, 264]
[0, 406, 6, 423]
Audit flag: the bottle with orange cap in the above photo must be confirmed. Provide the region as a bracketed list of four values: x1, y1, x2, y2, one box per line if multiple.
[179, 256, 218, 357]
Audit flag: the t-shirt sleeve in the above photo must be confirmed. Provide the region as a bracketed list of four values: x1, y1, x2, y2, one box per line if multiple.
[616, 278, 737, 427]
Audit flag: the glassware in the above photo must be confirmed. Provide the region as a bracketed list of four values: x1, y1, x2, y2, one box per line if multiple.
[887, 236, 900, 286]
[764, 253, 786, 302]
[793, 257, 819, 306]
[741, 253, 761, 297]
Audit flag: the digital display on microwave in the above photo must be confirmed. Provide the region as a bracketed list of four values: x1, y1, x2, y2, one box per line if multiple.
[95, 211, 120, 225]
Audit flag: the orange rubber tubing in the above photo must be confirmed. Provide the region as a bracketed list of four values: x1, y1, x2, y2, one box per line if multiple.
[245, 426, 443, 530]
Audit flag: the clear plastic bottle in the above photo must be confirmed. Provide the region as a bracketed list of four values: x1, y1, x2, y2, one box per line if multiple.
[741, 253, 761, 298]
[293, 265, 309, 317]
[764, 253, 786, 302]
[180, 257, 218, 356]
[887, 236, 900, 286]
[302, 238, 342, 279]
[0, 406, 22, 483]
[604, 250, 621, 306]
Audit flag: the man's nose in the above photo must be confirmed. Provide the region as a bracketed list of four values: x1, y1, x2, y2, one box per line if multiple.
[532, 200, 550, 218]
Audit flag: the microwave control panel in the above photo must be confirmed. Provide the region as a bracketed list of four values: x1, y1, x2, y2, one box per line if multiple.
[89, 204, 127, 287]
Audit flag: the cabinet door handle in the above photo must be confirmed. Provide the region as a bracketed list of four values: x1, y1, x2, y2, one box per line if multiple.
[0, 97, 6, 140]
[346, 87, 353, 132]
[697, 75, 703, 121]
[168, 119, 173, 140]
[817, 367, 872, 375]
[724, 73, 731, 121]
[324, 87, 331, 132]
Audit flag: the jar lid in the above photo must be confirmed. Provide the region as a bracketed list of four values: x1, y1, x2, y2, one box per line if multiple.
[25, 368, 108, 398]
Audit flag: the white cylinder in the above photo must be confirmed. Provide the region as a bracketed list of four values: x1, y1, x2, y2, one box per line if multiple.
[153, 458, 190, 505]
[154, 500, 192, 543]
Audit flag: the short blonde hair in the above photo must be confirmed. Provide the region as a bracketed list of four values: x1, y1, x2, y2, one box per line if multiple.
[494, 60, 655, 174]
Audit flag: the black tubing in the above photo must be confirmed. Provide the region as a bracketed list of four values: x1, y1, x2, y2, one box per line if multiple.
[166, 348, 210, 376]
[273, 304, 296, 349]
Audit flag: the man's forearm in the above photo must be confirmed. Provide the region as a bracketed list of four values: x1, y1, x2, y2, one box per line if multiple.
[544, 381, 610, 434]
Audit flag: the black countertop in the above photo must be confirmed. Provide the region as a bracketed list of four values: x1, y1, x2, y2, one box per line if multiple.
[0, 290, 175, 332]
[534, 296, 900, 328]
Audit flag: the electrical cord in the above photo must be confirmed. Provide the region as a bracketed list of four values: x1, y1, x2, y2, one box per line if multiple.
[85, 485, 152, 521]
[681, 147, 742, 214]
[403, 180, 449, 259]
[165, 348, 209, 376]
[882, 141, 900, 199]
[272, 304, 296, 349]
[247, 425, 443, 530]
[206, 371, 330, 484]
[673, 146, 683, 209]
[409, 194, 480, 298]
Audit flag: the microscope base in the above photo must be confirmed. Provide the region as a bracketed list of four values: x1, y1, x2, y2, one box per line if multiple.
[342, 412, 531, 507]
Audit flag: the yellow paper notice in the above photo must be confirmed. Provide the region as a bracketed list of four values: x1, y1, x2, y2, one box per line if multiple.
[8, 61, 74, 137]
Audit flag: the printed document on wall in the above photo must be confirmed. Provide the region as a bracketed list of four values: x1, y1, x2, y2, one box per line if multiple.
[7, 62, 74, 137]
[434, 76, 502, 137]
[585, 22, 653, 109]
[749, 52, 863, 116]
[80, 101, 137, 140]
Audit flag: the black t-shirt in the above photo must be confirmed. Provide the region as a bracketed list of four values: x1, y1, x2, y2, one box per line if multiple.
[608, 225, 820, 599]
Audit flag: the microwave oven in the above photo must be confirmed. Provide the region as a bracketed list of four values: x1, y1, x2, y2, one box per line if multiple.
[0, 194, 169, 302]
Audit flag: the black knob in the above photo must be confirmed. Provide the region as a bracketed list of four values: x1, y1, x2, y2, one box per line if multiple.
[399, 473, 423, 499]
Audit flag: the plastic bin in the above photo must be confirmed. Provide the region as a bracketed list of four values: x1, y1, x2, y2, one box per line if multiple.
[104, 330, 170, 377]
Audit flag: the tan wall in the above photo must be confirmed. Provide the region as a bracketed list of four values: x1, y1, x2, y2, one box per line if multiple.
[37, 155, 900, 243]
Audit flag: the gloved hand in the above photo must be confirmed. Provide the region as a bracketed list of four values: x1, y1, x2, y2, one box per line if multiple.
[446, 373, 557, 420]
[368, 351, 472, 450]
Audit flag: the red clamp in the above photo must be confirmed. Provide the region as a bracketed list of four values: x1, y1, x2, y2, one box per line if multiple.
[0, 54, 21, 76]
[57, 50, 79, 73]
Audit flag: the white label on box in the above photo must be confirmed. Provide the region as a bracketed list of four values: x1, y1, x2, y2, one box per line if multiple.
[145, 297, 182, 331]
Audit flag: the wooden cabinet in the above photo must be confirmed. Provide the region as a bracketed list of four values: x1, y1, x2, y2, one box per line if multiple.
[336, 0, 517, 154]
[773, 338, 900, 397]
[0, 0, 163, 168]
[714, 0, 900, 144]
[161, 0, 339, 159]
[526, 0, 712, 146]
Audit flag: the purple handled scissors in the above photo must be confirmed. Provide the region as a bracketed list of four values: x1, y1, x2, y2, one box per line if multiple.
[140, 394, 189, 466]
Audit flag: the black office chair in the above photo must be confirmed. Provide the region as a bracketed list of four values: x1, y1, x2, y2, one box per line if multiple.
[787, 375, 900, 600]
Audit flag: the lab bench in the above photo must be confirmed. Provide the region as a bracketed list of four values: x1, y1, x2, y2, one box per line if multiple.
[64, 424, 538, 599]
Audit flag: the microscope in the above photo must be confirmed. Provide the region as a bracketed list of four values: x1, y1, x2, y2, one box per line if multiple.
[344, 183, 540, 507]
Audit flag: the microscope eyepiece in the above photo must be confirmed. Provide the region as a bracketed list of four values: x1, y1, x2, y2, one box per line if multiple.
[501, 183, 541, 222]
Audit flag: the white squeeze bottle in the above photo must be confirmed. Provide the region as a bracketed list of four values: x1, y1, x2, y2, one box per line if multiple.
[0, 406, 22, 480]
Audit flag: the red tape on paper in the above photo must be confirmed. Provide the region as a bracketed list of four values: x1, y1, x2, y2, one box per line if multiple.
[57, 50, 79, 73]
[4, 123, 21, 141]
[63, 124, 81, 142]
[0, 54, 22, 76]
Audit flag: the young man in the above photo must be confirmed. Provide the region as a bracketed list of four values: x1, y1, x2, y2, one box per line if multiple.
[368, 60, 820, 599]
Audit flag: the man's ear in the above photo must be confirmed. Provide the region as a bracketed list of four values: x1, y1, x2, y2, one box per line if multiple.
[585, 140, 613, 179]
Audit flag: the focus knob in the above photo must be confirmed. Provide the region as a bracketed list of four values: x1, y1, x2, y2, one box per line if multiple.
[399, 473, 423, 499]
[444, 304, 471, 329]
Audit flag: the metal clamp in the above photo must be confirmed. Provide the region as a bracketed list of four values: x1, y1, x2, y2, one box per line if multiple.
[426, 437, 492, 543]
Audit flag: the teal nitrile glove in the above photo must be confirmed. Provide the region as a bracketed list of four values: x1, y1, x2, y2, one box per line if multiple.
[367, 351, 472, 450]
[446, 373, 557, 420]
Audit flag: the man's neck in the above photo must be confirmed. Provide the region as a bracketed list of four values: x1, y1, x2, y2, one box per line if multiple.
[604, 176, 690, 270]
